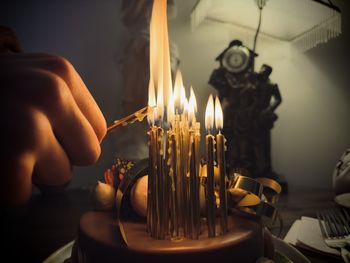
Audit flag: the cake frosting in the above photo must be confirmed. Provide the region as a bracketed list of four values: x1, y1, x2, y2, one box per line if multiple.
[72, 211, 272, 263]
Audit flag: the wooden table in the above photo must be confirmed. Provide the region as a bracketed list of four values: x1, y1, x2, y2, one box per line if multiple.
[0, 187, 344, 262]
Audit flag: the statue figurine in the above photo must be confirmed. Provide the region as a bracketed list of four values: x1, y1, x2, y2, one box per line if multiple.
[209, 40, 282, 179]
[253, 64, 282, 179]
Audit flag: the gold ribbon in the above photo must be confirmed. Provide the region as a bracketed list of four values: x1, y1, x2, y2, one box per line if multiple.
[230, 175, 262, 207]
[115, 159, 149, 246]
[255, 177, 281, 204]
[200, 165, 281, 219]
[229, 175, 281, 219]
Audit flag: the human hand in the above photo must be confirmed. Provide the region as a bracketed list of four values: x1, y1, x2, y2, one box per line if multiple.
[0, 28, 106, 207]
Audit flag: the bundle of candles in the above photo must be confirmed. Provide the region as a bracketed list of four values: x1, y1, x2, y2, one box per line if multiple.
[145, 0, 228, 240]
[147, 70, 228, 240]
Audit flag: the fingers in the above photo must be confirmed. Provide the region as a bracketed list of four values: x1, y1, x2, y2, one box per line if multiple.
[32, 109, 73, 186]
[0, 152, 34, 207]
[48, 56, 107, 141]
[25, 69, 102, 165]
[0, 102, 38, 206]
[2, 66, 103, 166]
[0, 53, 107, 141]
[3, 68, 102, 166]
[32, 54, 106, 141]
[0, 52, 107, 207]
[0, 104, 71, 207]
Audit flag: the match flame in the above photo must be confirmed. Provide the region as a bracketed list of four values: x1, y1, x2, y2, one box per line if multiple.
[148, 78, 156, 126]
[189, 86, 197, 113]
[205, 94, 214, 132]
[148, 0, 172, 122]
[173, 69, 183, 113]
[215, 96, 223, 130]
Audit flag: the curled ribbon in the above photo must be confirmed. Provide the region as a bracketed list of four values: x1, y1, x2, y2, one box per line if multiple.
[115, 159, 149, 246]
[229, 175, 281, 220]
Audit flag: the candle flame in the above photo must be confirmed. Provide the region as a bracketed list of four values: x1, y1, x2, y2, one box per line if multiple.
[149, 0, 172, 121]
[188, 92, 196, 127]
[157, 82, 164, 122]
[180, 84, 186, 113]
[167, 88, 174, 124]
[174, 69, 183, 113]
[215, 96, 223, 130]
[183, 97, 189, 119]
[189, 86, 197, 113]
[205, 94, 214, 132]
[148, 78, 156, 126]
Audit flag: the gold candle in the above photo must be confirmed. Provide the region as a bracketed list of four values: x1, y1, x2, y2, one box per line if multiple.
[147, 78, 157, 237]
[168, 130, 178, 236]
[147, 56, 166, 239]
[188, 88, 200, 239]
[181, 97, 190, 236]
[148, 126, 157, 236]
[173, 70, 186, 235]
[194, 122, 201, 235]
[215, 96, 228, 234]
[155, 126, 165, 239]
[192, 89, 201, 236]
[174, 113, 183, 233]
[188, 132, 195, 236]
[166, 93, 179, 237]
[205, 95, 216, 237]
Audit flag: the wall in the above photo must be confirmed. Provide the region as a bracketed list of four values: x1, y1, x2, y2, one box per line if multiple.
[170, 0, 350, 189]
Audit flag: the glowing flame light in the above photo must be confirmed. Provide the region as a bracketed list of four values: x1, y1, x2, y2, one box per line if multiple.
[148, 0, 172, 124]
[180, 84, 186, 114]
[157, 82, 164, 122]
[173, 69, 183, 113]
[188, 88, 197, 126]
[189, 86, 197, 113]
[205, 94, 214, 132]
[148, 78, 156, 126]
[167, 89, 174, 124]
[183, 97, 189, 119]
[215, 96, 223, 130]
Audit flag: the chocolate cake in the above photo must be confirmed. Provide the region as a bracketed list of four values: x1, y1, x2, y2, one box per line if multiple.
[72, 211, 270, 263]
[70, 159, 277, 263]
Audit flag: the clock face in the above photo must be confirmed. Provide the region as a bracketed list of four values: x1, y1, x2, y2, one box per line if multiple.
[222, 46, 250, 73]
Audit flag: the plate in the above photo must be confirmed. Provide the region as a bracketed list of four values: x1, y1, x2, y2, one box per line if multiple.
[334, 192, 350, 208]
[43, 237, 310, 263]
[43, 240, 74, 263]
[273, 236, 311, 263]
